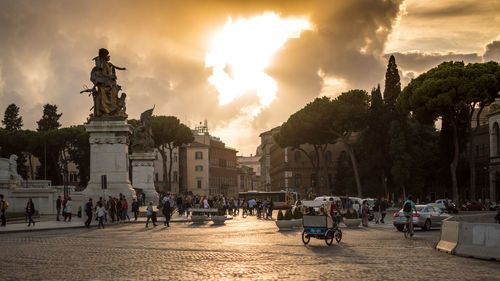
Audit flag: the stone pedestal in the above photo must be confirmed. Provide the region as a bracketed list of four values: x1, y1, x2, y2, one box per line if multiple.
[82, 119, 136, 201]
[130, 152, 159, 204]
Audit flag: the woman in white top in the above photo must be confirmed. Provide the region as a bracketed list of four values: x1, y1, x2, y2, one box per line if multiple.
[96, 203, 106, 229]
[64, 198, 73, 222]
[145, 202, 157, 228]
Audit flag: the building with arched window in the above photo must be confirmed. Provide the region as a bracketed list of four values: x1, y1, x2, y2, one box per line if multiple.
[488, 109, 500, 203]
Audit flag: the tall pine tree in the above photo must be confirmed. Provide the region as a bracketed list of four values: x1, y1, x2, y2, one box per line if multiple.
[384, 55, 401, 111]
[2, 104, 23, 131]
[37, 104, 62, 131]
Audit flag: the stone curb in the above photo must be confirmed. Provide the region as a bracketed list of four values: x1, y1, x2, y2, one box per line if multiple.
[0, 216, 234, 234]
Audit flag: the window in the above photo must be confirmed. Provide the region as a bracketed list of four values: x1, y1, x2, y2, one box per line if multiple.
[494, 122, 500, 156]
[310, 174, 317, 187]
[155, 172, 159, 182]
[325, 151, 332, 162]
[173, 171, 178, 183]
[195, 165, 203, 172]
[294, 174, 302, 187]
[195, 151, 203, 160]
[69, 172, 78, 182]
[294, 151, 301, 161]
[173, 153, 178, 163]
[197, 180, 202, 189]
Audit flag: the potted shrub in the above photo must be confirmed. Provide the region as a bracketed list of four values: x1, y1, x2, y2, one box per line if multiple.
[275, 209, 293, 231]
[211, 207, 227, 225]
[191, 211, 207, 224]
[292, 207, 303, 228]
[343, 209, 361, 228]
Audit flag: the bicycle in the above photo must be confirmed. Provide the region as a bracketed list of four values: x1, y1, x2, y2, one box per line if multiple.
[403, 215, 414, 239]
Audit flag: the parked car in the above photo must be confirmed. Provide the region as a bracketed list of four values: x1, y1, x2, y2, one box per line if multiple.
[429, 199, 458, 214]
[460, 202, 486, 211]
[393, 204, 451, 231]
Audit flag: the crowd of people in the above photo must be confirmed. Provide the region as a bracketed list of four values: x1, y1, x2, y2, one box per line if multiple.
[301, 197, 390, 227]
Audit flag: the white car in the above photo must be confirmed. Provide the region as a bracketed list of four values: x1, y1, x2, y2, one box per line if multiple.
[430, 199, 453, 210]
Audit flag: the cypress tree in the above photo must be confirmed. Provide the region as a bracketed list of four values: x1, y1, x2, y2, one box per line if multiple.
[2, 104, 23, 131]
[383, 55, 401, 110]
[37, 104, 62, 131]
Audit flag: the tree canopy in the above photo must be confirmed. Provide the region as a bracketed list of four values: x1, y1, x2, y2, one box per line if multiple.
[37, 104, 62, 131]
[402, 61, 500, 202]
[151, 116, 194, 193]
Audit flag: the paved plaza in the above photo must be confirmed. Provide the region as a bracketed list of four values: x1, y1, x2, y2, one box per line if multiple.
[0, 214, 499, 281]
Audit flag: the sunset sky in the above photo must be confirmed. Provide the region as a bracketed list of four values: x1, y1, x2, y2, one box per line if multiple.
[1, 0, 499, 155]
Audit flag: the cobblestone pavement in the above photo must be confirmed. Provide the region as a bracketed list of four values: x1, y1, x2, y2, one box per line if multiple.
[0, 214, 498, 281]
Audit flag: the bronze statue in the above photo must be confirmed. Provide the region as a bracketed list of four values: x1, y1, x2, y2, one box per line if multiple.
[131, 107, 155, 152]
[80, 48, 127, 118]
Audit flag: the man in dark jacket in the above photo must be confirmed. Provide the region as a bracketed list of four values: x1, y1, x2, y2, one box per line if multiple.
[84, 199, 93, 228]
[131, 199, 139, 221]
[163, 200, 171, 227]
[56, 196, 62, 221]
[380, 198, 388, 224]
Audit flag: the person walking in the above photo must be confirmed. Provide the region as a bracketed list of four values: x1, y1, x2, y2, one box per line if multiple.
[56, 196, 62, 221]
[0, 194, 7, 227]
[26, 198, 36, 227]
[116, 197, 122, 223]
[108, 196, 116, 222]
[64, 197, 72, 222]
[373, 198, 381, 224]
[353, 201, 360, 217]
[380, 197, 388, 224]
[162, 199, 171, 227]
[84, 199, 93, 228]
[145, 201, 157, 228]
[131, 198, 139, 221]
[122, 197, 130, 222]
[361, 200, 369, 227]
[96, 202, 106, 229]
[267, 198, 274, 219]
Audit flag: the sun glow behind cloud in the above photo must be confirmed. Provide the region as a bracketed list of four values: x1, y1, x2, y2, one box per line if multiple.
[205, 13, 312, 114]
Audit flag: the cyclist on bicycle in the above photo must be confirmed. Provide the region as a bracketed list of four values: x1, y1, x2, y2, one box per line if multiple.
[402, 195, 417, 236]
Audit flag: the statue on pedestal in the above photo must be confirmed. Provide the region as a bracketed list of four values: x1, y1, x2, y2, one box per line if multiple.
[130, 107, 155, 152]
[80, 48, 127, 118]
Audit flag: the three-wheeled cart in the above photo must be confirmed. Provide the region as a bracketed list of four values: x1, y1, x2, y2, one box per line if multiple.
[301, 201, 342, 246]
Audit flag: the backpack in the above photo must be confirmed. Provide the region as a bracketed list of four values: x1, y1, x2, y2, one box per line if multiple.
[403, 201, 412, 213]
[3, 201, 8, 210]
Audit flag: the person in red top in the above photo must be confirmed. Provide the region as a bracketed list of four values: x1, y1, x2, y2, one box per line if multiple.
[329, 198, 340, 227]
[122, 198, 130, 222]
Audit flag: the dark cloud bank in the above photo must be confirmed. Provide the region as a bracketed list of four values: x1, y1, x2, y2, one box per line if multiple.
[0, 0, 498, 154]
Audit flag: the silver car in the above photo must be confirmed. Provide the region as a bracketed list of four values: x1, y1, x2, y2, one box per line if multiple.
[393, 204, 451, 231]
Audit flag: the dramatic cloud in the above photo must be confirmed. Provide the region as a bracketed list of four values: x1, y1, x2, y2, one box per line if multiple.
[1, 0, 498, 155]
[484, 41, 500, 62]
[386, 0, 500, 53]
[387, 39, 500, 86]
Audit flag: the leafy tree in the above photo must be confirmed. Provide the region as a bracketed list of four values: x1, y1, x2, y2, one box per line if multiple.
[326, 90, 370, 197]
[151, 116, 194, 193]
[403, 61, 500, 202]
[358, 85, 389, 197]
[273, 97, 336, 195]
[463, 62, 500, 200]
[37, 104, 62, 131]
[2, 104, 23, 131]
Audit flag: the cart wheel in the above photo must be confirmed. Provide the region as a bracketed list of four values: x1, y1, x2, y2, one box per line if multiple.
[302, 230, 310, 245]
[335, 229, 342, 243]
[325, 230, 334, 246]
